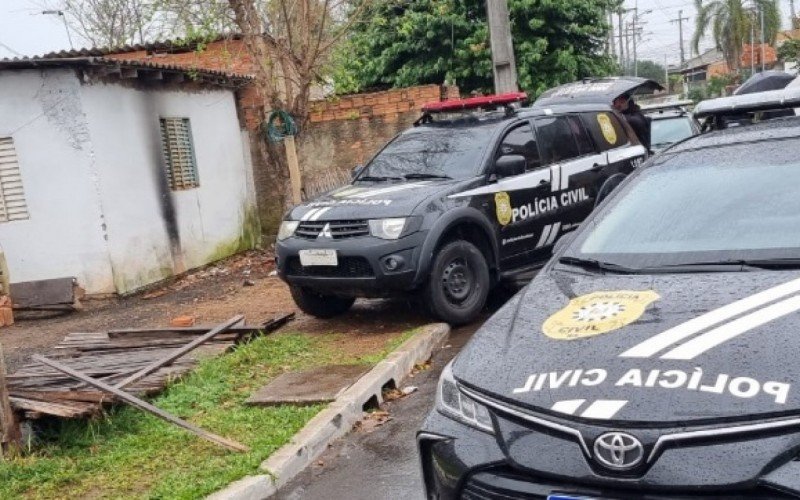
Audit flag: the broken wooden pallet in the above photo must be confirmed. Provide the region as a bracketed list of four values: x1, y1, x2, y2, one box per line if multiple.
[6, 313, 293, 419]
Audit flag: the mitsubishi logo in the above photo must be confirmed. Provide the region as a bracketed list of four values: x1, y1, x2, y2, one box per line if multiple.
[318, 223, 333, 239]
[593, 432, 643, 470]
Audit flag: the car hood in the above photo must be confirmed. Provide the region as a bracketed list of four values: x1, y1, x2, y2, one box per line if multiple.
[454, 269, 800, 424]
[287, 180, 458, 220]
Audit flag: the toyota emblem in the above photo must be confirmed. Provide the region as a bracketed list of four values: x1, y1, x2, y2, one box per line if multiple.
[593, 432, 644, 470]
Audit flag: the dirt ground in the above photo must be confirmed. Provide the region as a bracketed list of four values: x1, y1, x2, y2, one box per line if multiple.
[1, 250, 431, 372]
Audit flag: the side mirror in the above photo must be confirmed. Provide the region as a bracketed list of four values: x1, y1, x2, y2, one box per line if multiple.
[351, 165, 364, 179]
[494, 155, 526, 178]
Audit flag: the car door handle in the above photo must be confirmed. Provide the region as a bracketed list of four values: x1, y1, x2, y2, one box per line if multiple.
[539, 179, 550, 186]
[590, 163, 604, 172]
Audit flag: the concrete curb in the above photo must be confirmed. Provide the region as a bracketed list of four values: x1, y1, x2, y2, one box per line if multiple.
[207, 322, 450, 500]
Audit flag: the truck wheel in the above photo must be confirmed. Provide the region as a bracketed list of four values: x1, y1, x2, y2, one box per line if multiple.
[425, 240, 490, 326]
[290, 286, 355, 318]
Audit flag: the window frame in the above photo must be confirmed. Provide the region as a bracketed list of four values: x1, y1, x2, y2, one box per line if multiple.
[159, 117, 200, 191]
[494, 120, 544, 173]
[0, 136, 30, 223]
[533, 115, 583, 165]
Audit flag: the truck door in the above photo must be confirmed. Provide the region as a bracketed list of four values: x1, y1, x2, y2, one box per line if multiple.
[527, 115, 607, 260]
[489, 121, 551, 270]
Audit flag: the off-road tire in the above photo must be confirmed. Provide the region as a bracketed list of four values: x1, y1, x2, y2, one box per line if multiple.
[424, 240, 490, 326]
[290, 286, 355, 318]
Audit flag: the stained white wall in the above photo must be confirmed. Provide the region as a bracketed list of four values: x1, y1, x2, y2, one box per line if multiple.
[0, 68, 257, 294]
[0, 69, 115, 292]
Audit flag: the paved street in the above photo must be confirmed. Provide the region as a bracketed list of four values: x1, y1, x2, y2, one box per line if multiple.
[275, 321, 481, 500]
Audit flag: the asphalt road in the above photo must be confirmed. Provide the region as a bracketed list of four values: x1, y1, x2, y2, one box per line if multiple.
[275, 321, 481, 500]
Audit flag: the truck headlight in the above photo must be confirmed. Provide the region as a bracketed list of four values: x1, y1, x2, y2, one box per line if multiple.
[277, 221, 299, 241]
[368, 218, 407, 240]
[436, 360, 494, 433]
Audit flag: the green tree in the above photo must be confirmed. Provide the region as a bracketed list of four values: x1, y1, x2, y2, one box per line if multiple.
[778, 38, 800, 67]
[333, 0, 615, 96]
[692, 0, 781, 74]
[631, 60, 667, 85]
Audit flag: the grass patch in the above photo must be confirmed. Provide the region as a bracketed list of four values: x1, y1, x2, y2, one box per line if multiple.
[0, 328, 416, 499]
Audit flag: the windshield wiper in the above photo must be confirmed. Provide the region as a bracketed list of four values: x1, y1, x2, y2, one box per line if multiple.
[356, 175, 402, 182]
[403, 173, 453, 180]
[660, 258, 800, 270]
[557, 256, 637, 274]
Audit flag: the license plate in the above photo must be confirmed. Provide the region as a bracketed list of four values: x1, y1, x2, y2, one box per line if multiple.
[299, 249, 338, 266]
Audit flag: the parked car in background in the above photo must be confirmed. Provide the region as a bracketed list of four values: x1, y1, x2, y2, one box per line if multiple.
[275, 93, 646, 325]
[640, 100, 700, 152]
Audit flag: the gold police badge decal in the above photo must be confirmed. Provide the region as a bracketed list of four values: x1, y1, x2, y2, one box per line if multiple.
[596, 113, 618, 145]
[542, 290, 660, 340]
[495, 191, 512, 226]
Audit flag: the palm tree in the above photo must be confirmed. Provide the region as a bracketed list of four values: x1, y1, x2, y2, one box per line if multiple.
[692, 0, 781, 73]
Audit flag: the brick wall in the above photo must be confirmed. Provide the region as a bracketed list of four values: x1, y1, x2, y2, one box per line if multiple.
[300, 85, 459, 189]
[106, 38, 255, 75]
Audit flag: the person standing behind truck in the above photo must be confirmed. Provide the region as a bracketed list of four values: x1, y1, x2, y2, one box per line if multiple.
[613, 92, 651, 151]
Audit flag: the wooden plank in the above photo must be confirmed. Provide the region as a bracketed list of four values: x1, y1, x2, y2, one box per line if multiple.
[32, 355, 248, 452]
[9, 277, 75, 308]
[114, 315, 243, 390]
[0, 343, 21, 457]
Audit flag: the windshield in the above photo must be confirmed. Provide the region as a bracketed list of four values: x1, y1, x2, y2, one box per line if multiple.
[357, 124, 495, 181]
[650, 116, 695, 148]
[563, 140, 800, 269]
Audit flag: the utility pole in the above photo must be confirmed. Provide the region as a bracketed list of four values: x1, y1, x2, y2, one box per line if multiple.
[760, 5, 765, 72]
[486, 0, 518, 93]
[625, 22, 632, 74]
[670, 10, 689, 68]
[632, 10, 638, 76]
[751, 12, 756, 76]
[618, 8, 625, 72]
[665, 54, 669, 91]
[791, 0, 798, 28]
[609, 10, 616, 58]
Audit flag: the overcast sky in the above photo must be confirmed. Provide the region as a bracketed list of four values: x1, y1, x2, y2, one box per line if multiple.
[0, 0, 796, 65]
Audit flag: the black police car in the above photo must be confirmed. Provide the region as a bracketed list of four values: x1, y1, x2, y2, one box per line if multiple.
[275, 93, 646, 324]
[418, 103, 800, 497]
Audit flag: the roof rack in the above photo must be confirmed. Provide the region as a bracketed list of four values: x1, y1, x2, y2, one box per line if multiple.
[640, 99, 693, 112]
[694, 87, 800, 119]
[415, 92, 527, 125]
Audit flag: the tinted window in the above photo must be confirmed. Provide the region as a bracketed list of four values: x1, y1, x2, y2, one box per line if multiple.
[497, 123, 541, 171]
[564, 140, 800, 269]
[584, 112, 628, 151]
[568, 115, 595, 155]
[359, 125, 495, 180]
[651, 116, 695, 149]
[535, 116, 579, 163]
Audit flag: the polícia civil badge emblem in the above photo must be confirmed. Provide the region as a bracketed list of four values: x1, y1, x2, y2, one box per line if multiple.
[542, 290, 660, 340]
[597, 113, 618, 145]
[495, 191, 512, 226]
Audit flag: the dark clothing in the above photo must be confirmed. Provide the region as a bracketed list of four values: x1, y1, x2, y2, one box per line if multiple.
[622, 102, 651, 151]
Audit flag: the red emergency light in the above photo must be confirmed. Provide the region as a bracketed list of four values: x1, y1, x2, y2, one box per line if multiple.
[422, 92, 528, 113]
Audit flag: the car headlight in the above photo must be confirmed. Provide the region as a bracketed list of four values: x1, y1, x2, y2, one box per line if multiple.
[368, 218, 407, 240]
[436, 360, 494, 433]
[277, 221, 299, 241]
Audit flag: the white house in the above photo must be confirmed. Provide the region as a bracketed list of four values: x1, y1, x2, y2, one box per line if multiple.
[0, 57, 258, 295]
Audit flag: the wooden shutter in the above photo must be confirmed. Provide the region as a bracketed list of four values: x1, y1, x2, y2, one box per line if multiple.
[0, 138, 29, 222]
[159, 118, 199, 190]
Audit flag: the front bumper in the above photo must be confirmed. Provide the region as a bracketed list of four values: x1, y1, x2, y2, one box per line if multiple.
[275, 230, 428, 297]
[418, 409, 800, 499]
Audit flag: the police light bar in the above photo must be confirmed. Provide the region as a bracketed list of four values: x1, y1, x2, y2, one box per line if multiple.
[422, 92, 528, 113]
[694, 87, 800, 118]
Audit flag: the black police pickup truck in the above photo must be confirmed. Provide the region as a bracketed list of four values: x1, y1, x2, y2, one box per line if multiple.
[276, 92, 647, 324]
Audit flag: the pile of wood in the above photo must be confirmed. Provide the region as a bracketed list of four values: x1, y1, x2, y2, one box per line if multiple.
[5, 313, 293, 420]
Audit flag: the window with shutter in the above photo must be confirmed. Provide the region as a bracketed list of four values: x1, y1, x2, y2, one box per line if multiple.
[159, 118, 199, 190]
[0, 137, 29, 223]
